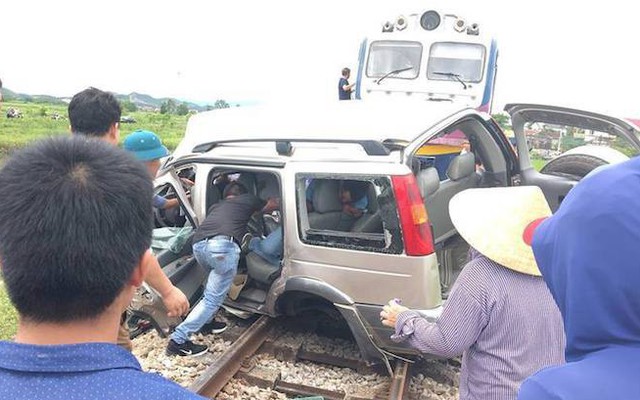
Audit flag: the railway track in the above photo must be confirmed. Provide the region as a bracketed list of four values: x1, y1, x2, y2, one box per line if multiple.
[187, 315, 412, 400]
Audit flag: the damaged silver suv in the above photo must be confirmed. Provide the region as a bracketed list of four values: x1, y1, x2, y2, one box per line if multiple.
[133, 100, 640, 367]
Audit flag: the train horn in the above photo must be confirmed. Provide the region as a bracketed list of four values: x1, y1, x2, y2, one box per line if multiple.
[382, 21, 394, 32]
[467, 23, 480, 35]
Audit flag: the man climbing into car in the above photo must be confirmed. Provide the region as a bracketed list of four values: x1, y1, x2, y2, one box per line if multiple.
[166, 181, 279, 357]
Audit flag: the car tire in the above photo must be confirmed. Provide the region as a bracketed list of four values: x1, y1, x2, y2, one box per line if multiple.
[539, 154, 607, 180]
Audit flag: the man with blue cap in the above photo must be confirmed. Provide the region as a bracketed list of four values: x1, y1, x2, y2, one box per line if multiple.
[124, 129, 180, 209]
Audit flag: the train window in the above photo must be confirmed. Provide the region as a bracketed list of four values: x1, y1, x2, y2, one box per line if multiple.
[427, 42, 485, 83]
[366, 40, 422, 80]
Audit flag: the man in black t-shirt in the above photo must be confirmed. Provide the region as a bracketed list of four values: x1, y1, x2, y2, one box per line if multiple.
[167, 182, 278, 357]
[338, 67, 355, 100]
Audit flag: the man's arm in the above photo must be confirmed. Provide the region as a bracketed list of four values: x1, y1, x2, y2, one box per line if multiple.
[342, 82, 355, 92]
[162, 198, 180, 209]
[143, 252, 189, 317]
[262, 197, 280, 213]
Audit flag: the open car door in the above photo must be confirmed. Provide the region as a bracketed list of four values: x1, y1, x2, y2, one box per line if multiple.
[129, 167, 204, 338]
[506, 104, 640, 211]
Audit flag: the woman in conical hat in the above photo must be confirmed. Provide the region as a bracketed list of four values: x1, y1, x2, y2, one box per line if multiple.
[380, 186, 565, 400]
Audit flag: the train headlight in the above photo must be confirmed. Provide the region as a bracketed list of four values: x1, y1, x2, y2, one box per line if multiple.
[420, 10, 441, 31]
[454, 18, 466, 32]
[395, 15, 408, 31]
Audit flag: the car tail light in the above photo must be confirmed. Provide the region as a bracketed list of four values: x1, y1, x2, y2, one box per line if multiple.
[392, 174, 435, 256]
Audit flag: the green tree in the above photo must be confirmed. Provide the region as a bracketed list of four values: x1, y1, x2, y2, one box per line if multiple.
[39, 107, 47, 117]
[121, 100, 138, 112]
[160, 99, 177, 115]
[213, 99, 230, 109]
[560, 136, 585, 153]
[177, 103, 189, 116]
[492, 113, 511, 130]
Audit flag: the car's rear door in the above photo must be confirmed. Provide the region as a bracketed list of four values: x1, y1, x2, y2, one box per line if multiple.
[506, 104, 640, 211]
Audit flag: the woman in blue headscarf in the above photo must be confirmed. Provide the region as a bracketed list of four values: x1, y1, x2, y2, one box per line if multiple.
[519, 157, 640, 399]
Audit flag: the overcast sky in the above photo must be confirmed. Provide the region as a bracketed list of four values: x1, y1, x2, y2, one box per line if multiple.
[2, 0, 638, 116]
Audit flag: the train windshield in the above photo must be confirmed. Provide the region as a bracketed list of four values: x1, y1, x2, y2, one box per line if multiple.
[366, 41, 422, 79]
[427, 42, 486, 83]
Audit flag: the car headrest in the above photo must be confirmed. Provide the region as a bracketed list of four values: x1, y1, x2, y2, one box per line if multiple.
[236, 173, 257, 195]
[417, 167, 440, 198]
[258, 174, 279, 200]
[447, 153, 476, 181]
[312, 179, 343, 213]
[365, 184, 379, 213]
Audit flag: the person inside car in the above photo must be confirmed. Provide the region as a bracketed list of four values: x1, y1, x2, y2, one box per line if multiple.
[0, 137, 205, 400]
[305, 178, 369, 217]
[68, 88, 189, 351]
[167, 182, 279, 357]
[340, 180, 369, 218]
[380, 186, 565, 400]
[247, 226, 283, 265]
[518, 157, 640, 399]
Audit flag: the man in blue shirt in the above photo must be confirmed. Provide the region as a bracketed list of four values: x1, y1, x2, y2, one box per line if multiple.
[338, 67, 355, 100]
[0, 137, 204, 399]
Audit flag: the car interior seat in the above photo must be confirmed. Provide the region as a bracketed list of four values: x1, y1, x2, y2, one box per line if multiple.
[417, 166, 440, 200]
[257, 173, 279, 201]
[246, 252, 281, 286]
[350, 183, 383, 233]
[428, 152, 481, 243]
[237, 173, 257, 196]
[307, 179, 347, 230]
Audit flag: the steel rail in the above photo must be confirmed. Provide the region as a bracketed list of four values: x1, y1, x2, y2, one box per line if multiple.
[387, 359, 410, 400]
[188, 315, 274, 397]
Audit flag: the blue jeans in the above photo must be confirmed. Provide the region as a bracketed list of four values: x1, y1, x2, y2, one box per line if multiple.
[249, 227, 283, 265]
[170, 236, 240, 344]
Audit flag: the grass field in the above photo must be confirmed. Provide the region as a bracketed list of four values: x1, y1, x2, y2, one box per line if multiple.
[0, 280, 18, 340]
[0, 100, 189, 158]
[531, 157, 547, 171]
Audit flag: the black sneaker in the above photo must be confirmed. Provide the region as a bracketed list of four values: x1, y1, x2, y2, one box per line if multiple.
[166, 340, 208, 357]
[199, 320, 228, 335]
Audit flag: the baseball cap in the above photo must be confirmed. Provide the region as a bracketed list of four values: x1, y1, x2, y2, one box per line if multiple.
[123, 129, 169, 161]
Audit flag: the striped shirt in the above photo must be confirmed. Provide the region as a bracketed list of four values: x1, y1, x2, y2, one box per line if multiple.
[393, 255, 565, 400]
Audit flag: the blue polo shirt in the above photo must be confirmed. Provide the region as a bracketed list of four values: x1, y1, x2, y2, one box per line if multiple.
[0, 341, 205, 400]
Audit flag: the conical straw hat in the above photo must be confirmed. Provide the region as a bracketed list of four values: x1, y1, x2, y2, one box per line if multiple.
[449, 186, 551, 276]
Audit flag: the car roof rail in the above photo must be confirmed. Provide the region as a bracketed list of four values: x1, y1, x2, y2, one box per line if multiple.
[192, 139, 392, 156]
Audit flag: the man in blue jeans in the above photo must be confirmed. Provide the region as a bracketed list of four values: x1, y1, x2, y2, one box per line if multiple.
[167, 181, 279, 357]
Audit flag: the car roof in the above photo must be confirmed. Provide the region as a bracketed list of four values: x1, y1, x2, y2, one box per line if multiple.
[172, 100, 473, 159]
